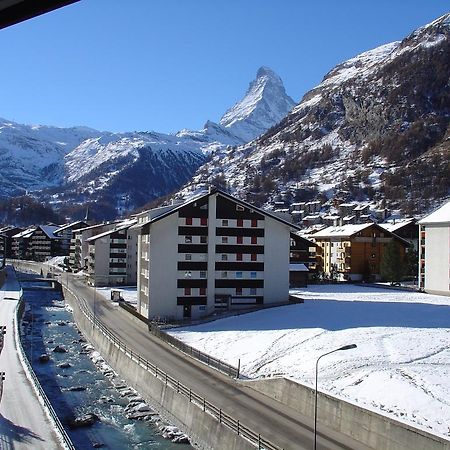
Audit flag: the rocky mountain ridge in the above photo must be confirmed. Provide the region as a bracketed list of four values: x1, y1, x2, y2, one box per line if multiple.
[180, 13, 450, 217]
[0, 66, 295, 220]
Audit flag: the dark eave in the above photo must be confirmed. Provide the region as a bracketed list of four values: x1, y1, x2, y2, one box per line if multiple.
[0, 0, 79, 30]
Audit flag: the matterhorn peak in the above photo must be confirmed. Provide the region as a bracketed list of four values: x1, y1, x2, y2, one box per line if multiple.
[219, 66, 296, 142]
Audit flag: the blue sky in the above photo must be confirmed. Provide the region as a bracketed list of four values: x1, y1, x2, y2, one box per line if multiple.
[0, 1, 448, 134]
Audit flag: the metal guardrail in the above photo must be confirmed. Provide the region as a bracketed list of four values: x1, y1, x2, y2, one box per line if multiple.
[65, 284, 283, 450]
[16, 299, 76, 450]
[118, 302, 240, 378]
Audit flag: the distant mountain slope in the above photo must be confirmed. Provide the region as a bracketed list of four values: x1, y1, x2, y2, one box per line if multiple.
[182, 13, 450, 215]
[0, 67, 295, 220]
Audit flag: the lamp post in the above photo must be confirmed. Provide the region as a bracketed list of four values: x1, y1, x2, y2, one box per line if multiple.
[314, 344, 357, 450]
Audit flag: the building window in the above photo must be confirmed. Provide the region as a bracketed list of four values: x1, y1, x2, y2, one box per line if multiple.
[236, 287, 242, 296]
[185, 235, 192, 243]
[250, 272, 257, 279]
[200, 271, 207, 278]
[222, 236, 228, 243]
[237, 219, 243, 227]
[237, 235, 243, 244]
[221, 254, 228, 261]
[222, 219, 228, 226]
[251, 219, 257, 227]
[200, 235, 207, 243]
[185, 254, 192, 261]
[200, 287, 206, 296]
[236, 253, 243, 261]
[251, 236, 257, 244]
[185, 287, 191, 295]
[236, 271, 243, 278]
[221, 271, 228, 278]
[201, 217, 208, 226]
[251, 254, 257, 261]
[250, 288, 257, 295]
[186, 217, 192, 225]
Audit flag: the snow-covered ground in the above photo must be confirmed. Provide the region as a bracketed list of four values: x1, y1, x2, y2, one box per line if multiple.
[167, 284, 450, 439]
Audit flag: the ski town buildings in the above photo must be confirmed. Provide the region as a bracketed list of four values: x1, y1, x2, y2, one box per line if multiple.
[418, 200, 450, 295]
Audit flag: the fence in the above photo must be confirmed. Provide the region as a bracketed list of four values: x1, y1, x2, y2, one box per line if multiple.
[118, 302, 240, 378]
[66, 285, 283, 450]
[16, 299, 76, 450]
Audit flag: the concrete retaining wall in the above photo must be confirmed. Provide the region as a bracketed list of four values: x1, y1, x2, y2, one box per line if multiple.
[63, 287, 255, 450]
[242, 377, 450, 450]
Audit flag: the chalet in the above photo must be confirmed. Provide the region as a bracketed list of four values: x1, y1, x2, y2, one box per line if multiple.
[29, 225, 64, 261]
[11, 227, 36, 259]
[312, 223, 409, 282]
[379, 219, 419, 252]
[289, 233, 316, 287]
[134, 189, 300, 321]
[418, 200, 450, 295]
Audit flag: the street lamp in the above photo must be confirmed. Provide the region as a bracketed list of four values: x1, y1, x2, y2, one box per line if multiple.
[314, 344, 357, 450]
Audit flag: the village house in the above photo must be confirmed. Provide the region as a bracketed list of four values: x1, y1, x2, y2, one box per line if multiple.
[289, 233, 317, 287]
[418, 200, 450, 295]
[134, 189, 300, 321]
[312, 223, 409, 281]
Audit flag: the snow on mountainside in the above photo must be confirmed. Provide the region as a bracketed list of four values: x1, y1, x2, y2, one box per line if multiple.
[181, 14, 450, 215]
[1, 67, 295, 219]
[219, 66, 296, 142]
[0, 118, 100, 196]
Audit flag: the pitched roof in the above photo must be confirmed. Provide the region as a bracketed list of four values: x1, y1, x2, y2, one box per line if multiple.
[86, 220, 137, 243]
[136, 189, 302, 232]
[39, 225, 61, 240]
[54, 221, 87, 234]
[379, 219, 416, 233]
[418, 200, 450, 225]
[312, 223, 372, 238]
[12, 227, 36, 239]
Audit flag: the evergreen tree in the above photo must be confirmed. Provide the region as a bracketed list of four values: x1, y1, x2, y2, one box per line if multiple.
[380, 241, 403, 282]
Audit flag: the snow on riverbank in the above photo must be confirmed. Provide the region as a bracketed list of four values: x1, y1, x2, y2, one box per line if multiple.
[168, 284, 450, 439]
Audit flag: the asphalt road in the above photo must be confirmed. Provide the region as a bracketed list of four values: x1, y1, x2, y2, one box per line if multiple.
[64, 271, 367, 450]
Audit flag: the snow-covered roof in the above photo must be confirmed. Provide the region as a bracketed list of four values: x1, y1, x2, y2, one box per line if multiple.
[418, 200, 450, 225]
[379, 219, 416, 233]
[12, 227, 35, 239]
[86, 220, 137, 243]
[312, 223, 372, 238]
[54, 221, 87, 234]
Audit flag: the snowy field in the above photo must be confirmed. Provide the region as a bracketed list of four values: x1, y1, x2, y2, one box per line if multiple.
[168, 285, 450, 439]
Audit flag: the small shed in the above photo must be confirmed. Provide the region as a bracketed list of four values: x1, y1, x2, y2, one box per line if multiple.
[289, 263, 309, 288]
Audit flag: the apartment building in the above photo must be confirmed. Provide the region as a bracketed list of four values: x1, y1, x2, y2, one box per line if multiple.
[135, 189, 298, 321]
[0, 226, 23, 259]
[70, 222, 119, 270]
[418, 200, 450, 295]
[312, 223, 408, 281]
[54, 221, 88, 256]
[289, 233, 316, 287]
[85, 220, 138, 286]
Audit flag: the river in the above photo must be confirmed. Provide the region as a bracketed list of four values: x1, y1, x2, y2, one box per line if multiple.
[19, 276, 193, 450]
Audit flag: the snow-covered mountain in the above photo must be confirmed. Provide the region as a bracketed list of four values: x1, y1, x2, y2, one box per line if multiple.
[219, 66, 296, 142]
[0, 118, 99, 197]
[181, 14, 450, 215]
[0, 67, 295, 219]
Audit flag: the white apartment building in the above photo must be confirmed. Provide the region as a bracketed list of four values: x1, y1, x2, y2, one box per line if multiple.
[135, 189, 298, 321]
[418, 200, 450, 295]
[85, 220, 138, 286]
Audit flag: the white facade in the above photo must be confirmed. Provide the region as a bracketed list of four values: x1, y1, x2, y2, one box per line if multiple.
[137, 190, 294, 321]
[419, 200, 450, 295]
